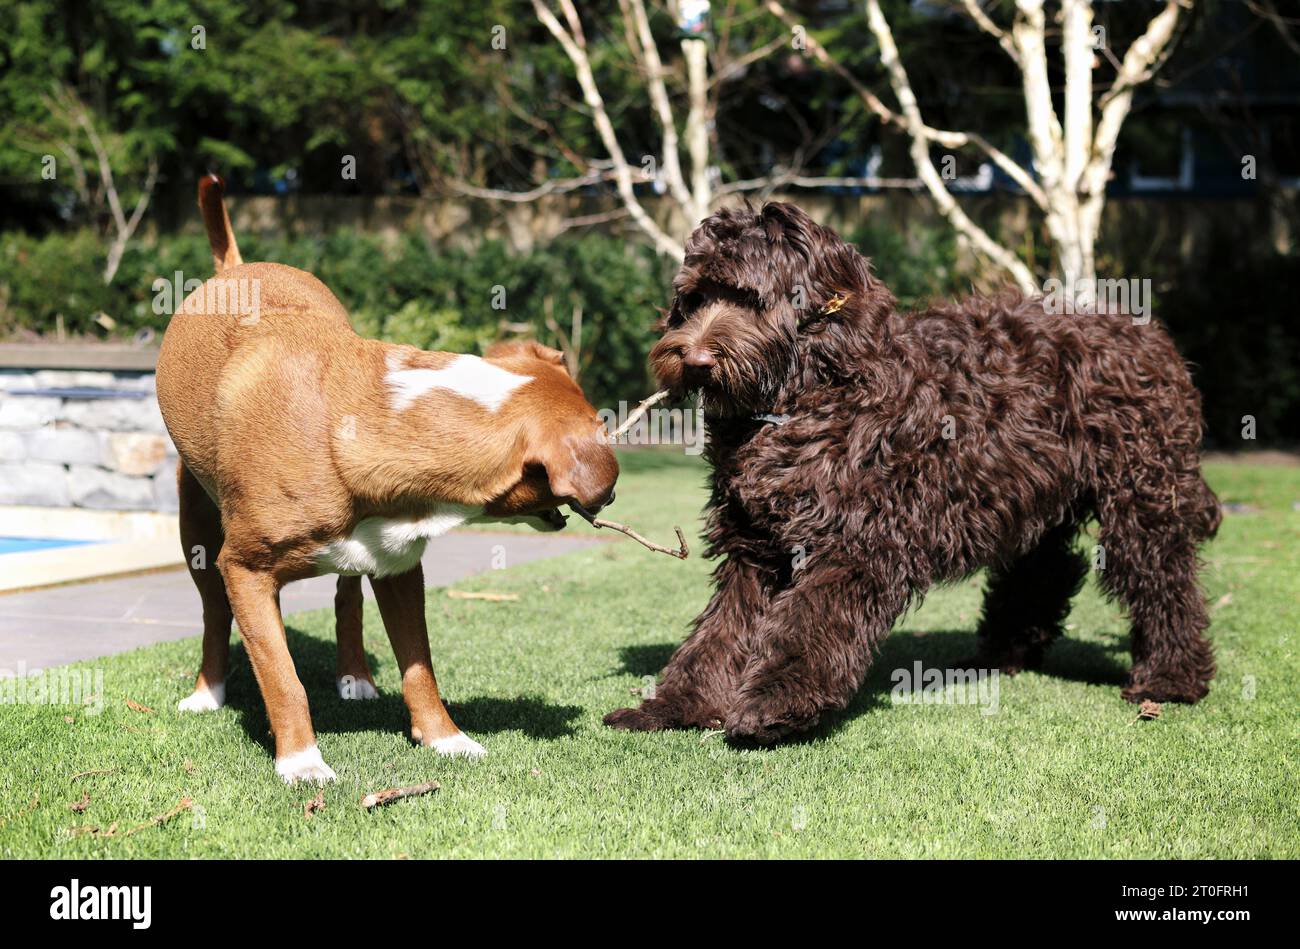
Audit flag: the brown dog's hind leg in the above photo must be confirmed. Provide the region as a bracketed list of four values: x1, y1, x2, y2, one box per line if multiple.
[370, 565, 484, 757]
[334, 575, 379, 699]
[176, 462, 233, 713]
[964, 521, 1086, 674]
[219, 553, 334, 783]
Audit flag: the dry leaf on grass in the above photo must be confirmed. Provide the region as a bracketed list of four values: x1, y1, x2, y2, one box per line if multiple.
[446, 590, 519, 602]
[67, 792, 91, 813]
[1213, 592, 1233, 611]
[125, 698, 154, 714]
[304, 791, 325, 818]
[360, 781, 441, 810]
[1128, 700, 1164, 725]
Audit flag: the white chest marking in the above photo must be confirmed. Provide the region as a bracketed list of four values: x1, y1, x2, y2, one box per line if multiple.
[316, 505, 481, 578]
[386, 354, 531, 413]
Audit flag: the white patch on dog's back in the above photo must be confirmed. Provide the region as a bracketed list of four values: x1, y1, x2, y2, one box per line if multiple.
[316, 505, 481, 577]
[386, 353, 531, 413]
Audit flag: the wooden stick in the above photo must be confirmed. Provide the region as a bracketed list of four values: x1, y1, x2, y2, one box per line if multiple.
[361, 780, 441, 810]
[607, 389, 669, 443]
[69, 768, 117, 781]
[69, 796, 192, 838]
[122, 797, 192, 836]
[446, 590, 520, 602]
[572, 504, 689, 560]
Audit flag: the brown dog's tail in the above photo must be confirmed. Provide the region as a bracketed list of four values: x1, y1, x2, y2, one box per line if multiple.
[198, 174, 243, 274]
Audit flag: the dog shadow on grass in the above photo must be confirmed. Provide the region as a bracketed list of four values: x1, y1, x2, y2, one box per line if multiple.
[847, 628, 1130, 721]
[610, 630, 1130, 745]
[222, 626, 582, 753]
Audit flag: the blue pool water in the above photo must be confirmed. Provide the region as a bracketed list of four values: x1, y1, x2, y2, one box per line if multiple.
[0, 536, 99, 555]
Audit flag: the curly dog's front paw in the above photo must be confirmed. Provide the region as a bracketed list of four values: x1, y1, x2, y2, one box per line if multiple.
[724, 695, 820, 746]
[604, 693, 726, 732]
[1122, 672, 1210, 705]
[603, 704, 672, 731]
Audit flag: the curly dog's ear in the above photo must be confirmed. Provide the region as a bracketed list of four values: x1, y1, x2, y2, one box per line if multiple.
[757, 201, 875, 315]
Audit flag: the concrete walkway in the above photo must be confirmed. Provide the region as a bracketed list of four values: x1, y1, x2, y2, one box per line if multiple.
[0, 532, 601, 669]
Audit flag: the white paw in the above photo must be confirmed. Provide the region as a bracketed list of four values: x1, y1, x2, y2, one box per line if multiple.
[177, 682, 225, 712]
[337, 676, 379, 700]
[275, 745, 337, 785]
[429, 732, 487, 759]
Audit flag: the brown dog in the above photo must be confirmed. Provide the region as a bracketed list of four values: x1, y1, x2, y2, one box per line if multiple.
[157, 176, 617, 783]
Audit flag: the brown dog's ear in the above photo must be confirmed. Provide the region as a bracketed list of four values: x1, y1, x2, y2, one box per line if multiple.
[486, 339, 567, 370]
[527, 430, 619, 510]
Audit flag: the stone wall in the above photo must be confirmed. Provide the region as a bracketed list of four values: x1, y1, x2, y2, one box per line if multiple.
[0, 369, 177, 512]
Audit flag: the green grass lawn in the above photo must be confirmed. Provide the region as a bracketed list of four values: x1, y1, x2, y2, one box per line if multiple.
[1, 452, 1297, 858]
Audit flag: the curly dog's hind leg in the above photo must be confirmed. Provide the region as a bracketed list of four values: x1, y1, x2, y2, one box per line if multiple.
[1096, 478, 1217, 704]
[967, 521, 1087, 674]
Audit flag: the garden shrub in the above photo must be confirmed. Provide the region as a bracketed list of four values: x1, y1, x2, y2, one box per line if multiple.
[1, 223, 1294, 445]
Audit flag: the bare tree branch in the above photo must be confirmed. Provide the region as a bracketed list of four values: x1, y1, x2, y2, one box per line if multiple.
[955, 0, 1021, 63]
[442, 167, 617, 202]
[1061, 0, 1094, 192]
[1012, 0, 1064, 193]
[1080, 1, 1188, 269]
[864, 0, 1038, 291]
[764, 0, 1047, 208]
[762, 0, 1189, 290]
[710, 34, 787, 87]
[715, 173, 922, 195]
[555, 205, 633, 234]
[682, 35, 713, 221]
[532, 0, 685, 259]
[1248, 0, 1300, 55]
[620, 0, 695, 213]
[1096, 0, 1188, 113]
[105, 157, 158, 284]
[45, 86, 158, 284]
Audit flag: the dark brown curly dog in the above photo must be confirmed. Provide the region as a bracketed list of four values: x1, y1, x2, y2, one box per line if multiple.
[605, 202, 1220, 745]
